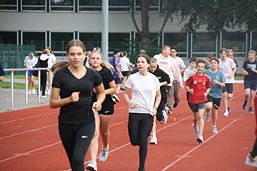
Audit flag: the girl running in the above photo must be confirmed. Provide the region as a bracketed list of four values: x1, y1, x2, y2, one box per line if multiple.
[49, 40, 105, 171]
[123, 54, 161, 171]
[86, 51, 116, 171]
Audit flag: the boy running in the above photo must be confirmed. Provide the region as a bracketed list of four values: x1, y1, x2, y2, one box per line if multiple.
[185, 59, 211, 143]
[204, 57, 226, 134]
[242, 50, 257, 113]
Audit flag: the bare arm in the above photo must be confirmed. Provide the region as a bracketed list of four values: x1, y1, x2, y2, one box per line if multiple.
[92, 83, 106, 111]
[0, 76, 3, 81]
[123, 87, 137, 108]
[152, 89, 161, 116]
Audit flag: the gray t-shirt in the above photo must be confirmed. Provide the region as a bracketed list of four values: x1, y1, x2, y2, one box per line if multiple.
[205, 70, 225, 98]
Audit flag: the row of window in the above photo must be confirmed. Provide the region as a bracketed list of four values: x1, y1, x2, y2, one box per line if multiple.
[0, 31, 256, 58]
[0, 0, 161, 12]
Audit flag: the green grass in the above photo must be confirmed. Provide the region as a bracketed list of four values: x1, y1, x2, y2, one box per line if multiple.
[0, 81, 39, 89]
[235, 74, 244, 80]
[5, 74, 38, 80]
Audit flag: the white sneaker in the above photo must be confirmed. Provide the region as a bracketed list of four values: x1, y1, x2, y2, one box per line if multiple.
[113, 94, 120, 102]
[150, 135, 157, 144]
[28, 90, 32, 95]
[197, 135, 203, 144]
[165, 106, 171, 115]
[161, 110, 168, 124]
[205, 112, 210, 122]
[32, 89, 36, 94]
[192, 123, 200, 137]
[99, 148, 108, 162]
[86, 160, 97, 171]
[223, 110, 229, 117]
[212, 126, 218, 134]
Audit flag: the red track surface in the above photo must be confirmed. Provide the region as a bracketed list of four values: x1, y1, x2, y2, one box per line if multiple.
[0, 83, 256, 171]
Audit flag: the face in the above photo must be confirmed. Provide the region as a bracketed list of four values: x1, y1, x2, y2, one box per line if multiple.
[220, 51, 227, 59]
[89, 52, 102, 68]
[189, 62, 196, 69]
[227, 52, 233, 59]
[196, 62, 206, 73]
[149, 63, 157, 73]
[162, 47, 171, 57]
[67, 46, 85, 67]
[248, 53, 256, 61]
[210, 60, 219, 69]
[170, 49, 177, 57]
[137, 57, 150, 72]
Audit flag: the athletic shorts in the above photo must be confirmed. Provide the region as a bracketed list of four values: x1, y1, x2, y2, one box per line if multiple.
[189, 102, 206, 113]
[244, 79, 257, 91]
[222, 83, 233, 94]
[122, 71, 129, 77]
[207, 96, 221, 109]
[28, 70, 33, 77]
[98, 97, 114, 115]
[114, 77, 121, 84]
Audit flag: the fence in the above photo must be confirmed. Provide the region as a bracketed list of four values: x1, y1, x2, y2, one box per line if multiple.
[3, 67, 50, 109]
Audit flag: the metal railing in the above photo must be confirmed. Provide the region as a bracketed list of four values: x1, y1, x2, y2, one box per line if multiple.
[3, 67, 51, 109]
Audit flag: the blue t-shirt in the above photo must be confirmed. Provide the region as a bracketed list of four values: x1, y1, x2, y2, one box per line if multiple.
[0, 64, 5, 76]
[109, 56, 120, 79]
[205, 70, 225, 98]
[243, 60, 257, 81]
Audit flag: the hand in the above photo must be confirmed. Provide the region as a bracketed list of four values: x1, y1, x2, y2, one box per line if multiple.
[70, 92, 80, 102]
[251, 68, 256, 72]
[203, 92, 208, 98]
[187, 89, 194, 94]
[243, 70, 249, 75]
[92, 102, 102, 111]
[180, 83, 184, 89]
[151, 108, 157, 116]
[227, 74, 233, 79]
[126, 99, 137, 108]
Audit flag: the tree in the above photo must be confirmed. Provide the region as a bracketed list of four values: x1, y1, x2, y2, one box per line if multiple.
[129, 0, 170, 50]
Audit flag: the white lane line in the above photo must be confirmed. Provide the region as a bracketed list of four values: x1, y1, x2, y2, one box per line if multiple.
[161, 114, 245, 171]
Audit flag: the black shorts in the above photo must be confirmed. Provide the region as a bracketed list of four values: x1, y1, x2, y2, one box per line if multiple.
[222, 83, 233, 94]
[122, 71, 129, 77]
[188, 102, 206, 113]
[207, 96, 221, 109]
[98, 96, 114, 115]
[114, 77, 121, 84]
[244, 79, 257, 91]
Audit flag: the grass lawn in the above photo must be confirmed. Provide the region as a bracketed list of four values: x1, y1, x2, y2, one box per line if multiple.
[0, 81, 39, 89]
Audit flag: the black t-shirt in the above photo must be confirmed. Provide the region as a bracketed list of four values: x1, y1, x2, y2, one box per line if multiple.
[94, 66, 115, 107]
[243, 60, 257, 81]
[0, 64, 5, 76]
[52, 66, 102, 124]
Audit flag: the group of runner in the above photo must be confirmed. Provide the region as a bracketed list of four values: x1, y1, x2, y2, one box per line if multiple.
[49, 40, 257, 171]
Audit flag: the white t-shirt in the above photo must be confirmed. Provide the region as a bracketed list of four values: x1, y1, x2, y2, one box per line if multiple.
[153, 53, 182, 85]
[219, 57, 236, 83]
[125, 72, 160, 114]
[173, 56, 186, 70]
[183, 66, 197, 82]
[119, 57, 130, 72]
[24, 56, 38, 68]
[47, 53, 56, 69]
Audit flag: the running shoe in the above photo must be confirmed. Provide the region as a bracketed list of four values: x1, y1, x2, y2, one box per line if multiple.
[165, 106, 172, 115]
[138, 166, 145, 171]
[173, 102, 179, 108]
[205, 112, 210, 122]
[150, 135, 158, 144]
[197, 135, 203, 144]
[86, 160, 97, 171]
[212, 126, 218, 134]
[249, 107, 254, 114]
[192, 123, 200, 137]
[223, 110, 229, 117]
[99, 148, 109, 162]
[162, 110, 168, 124]
[242, 101, 247, 110]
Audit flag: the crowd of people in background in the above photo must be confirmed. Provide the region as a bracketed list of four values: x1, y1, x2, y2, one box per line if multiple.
[1, 41, 256, 171]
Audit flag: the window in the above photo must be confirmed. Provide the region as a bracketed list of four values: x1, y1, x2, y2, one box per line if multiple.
[164, 33, 187, 57]
[252, 32, 257, 52]
[135, 0, 160, 11]
[50, 0, 74, 11]
[21, 0, 46, 11]
[109, 0, 130, 11]
[0, 31, 17, 44]
[109, 33, 130, 53]
[223, 32, 246, 57]
[192, 32, 216, 58]
[23, 32, 45, 51]
[79, 33, 101, 51]
[79, 0, 101, 11]
[0, 0, 17, 11]
[51, 32, 74, 53]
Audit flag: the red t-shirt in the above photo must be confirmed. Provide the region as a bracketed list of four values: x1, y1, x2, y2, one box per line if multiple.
[185, 73, 211, 104]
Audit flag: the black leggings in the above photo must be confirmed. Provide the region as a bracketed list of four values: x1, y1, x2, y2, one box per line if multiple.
[128, 113, 153, 168]
[59, 122, 95, 171]
[40, 70, 47, 95]
[250, 138, 257, 157]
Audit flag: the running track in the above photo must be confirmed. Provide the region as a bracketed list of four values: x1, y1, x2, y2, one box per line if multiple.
[0, 83, 255, 171]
